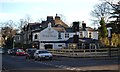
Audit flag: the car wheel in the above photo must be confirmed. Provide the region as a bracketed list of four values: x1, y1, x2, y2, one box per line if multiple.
[25, 56, 28, 59]
[49, 58, 52, 61]
[15, 54, 17, 56]
[34, 57, 37, 61]
[38, 56, 42, 61]
[37, 56, 40, 61]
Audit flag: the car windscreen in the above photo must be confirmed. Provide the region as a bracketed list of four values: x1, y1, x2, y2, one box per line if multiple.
[38, 51, 49, 54]
[17, 49, 24, 52]
[28, 50, 36, 54]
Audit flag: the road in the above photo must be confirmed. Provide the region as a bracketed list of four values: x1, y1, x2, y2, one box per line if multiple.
[2, 54, 120, 72]
[0, 54, 2, 71]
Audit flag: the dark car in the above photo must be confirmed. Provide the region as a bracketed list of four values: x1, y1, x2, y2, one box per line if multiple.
[25, 48, 36, 59]
[11, 48, 26, 56]
[26, 48, 37, 52]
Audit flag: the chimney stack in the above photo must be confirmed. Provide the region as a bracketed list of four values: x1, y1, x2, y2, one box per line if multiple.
[55, 14, 60, 20]
[73, 35, 79, 43]
[82, 21, 86, 29]
[47, 16, 53, 22]
[72, 21, 79, 32]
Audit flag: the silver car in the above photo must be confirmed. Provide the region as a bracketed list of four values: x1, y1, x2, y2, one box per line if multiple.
[7, 49, 13, 55]
[34, 50, 52, 61]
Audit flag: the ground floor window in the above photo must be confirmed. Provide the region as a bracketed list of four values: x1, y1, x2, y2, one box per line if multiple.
[44, 44, 53, 49]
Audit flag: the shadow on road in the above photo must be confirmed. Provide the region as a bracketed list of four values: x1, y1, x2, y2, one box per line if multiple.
[1, 70, 119, 72]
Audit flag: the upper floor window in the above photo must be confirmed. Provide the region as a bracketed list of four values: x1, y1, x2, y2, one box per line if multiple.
[35, 34, 38, 39]
[58, 33, 61, 39]
[80, 32, 83, 38]
[29, 34, 32, 40]
[89, 32, 92, 38]
[17, 36, 20, 40]
[65, 33, 69, 38]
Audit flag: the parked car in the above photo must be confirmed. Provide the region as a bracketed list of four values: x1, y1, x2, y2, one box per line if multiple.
[0, 48, 5, 54]
[25, 48, 36, 59]
[26, 48, 37, 52]
[34, 50, 53, 61]
[11, 48, 26, 56]
[7, 49, 13, 55]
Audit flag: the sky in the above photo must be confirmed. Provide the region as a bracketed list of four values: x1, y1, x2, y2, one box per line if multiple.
[0, 0, 101, 28]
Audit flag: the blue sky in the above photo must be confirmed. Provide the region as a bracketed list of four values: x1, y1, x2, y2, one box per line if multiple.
[0, 0, 101, 27]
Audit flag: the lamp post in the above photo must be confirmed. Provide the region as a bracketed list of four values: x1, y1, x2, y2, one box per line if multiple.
[13, 36, 15, 48]
[107, 27, 112, 57]
[107, 27, 112, 46]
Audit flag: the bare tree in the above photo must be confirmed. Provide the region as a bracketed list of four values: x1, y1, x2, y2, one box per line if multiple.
[17, 19, 26, 32]
[24, 14, 32, 23]
[3, 20, 17, 29]
[37, 18, 45, 23]
[106, 1, 120, 23]
[17, 14, 32, 32]
[106, 1, 120, 33]
[58, 14, 67, 23]
[91, 2, 111, 26]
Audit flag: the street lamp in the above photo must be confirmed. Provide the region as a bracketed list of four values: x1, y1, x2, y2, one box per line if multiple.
[13, 37, 15, 48]
[107, 27, 112, 46]
[107, 27, 112, 57]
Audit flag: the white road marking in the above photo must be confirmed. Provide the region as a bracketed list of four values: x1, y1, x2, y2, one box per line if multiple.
[34, 61, 82, 71]
[69, 68, 76, 70]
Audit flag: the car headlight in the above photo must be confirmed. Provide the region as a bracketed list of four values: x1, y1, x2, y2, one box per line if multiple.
[40, 55, 45, 57]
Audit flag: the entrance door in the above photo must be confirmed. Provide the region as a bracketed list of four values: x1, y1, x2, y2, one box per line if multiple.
[44, 44, 53, 49]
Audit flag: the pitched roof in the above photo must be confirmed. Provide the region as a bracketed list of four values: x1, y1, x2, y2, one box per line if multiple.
[66, 27, 73, 32]
[55, 19, 69, 28]
[28, 23, 41, 26]
[52, 27, 65, 32]
[67, 38, 98, 44]
[85, 27, 95, 31]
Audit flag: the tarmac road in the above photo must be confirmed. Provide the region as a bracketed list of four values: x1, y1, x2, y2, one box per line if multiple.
[2, 54, 120, 72]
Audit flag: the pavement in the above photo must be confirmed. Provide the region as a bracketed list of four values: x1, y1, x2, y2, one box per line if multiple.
[2, 64, 119, 72]
[78, 64, 120, 71]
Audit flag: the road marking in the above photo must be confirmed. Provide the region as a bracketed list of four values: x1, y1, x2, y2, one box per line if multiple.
[34, 61, 82, 71]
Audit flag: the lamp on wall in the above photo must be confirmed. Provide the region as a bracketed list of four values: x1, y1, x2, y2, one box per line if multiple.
[32, 45, 34, 48]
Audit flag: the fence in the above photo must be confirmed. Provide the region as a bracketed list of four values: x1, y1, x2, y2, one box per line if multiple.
[47, 48, 119, 57]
